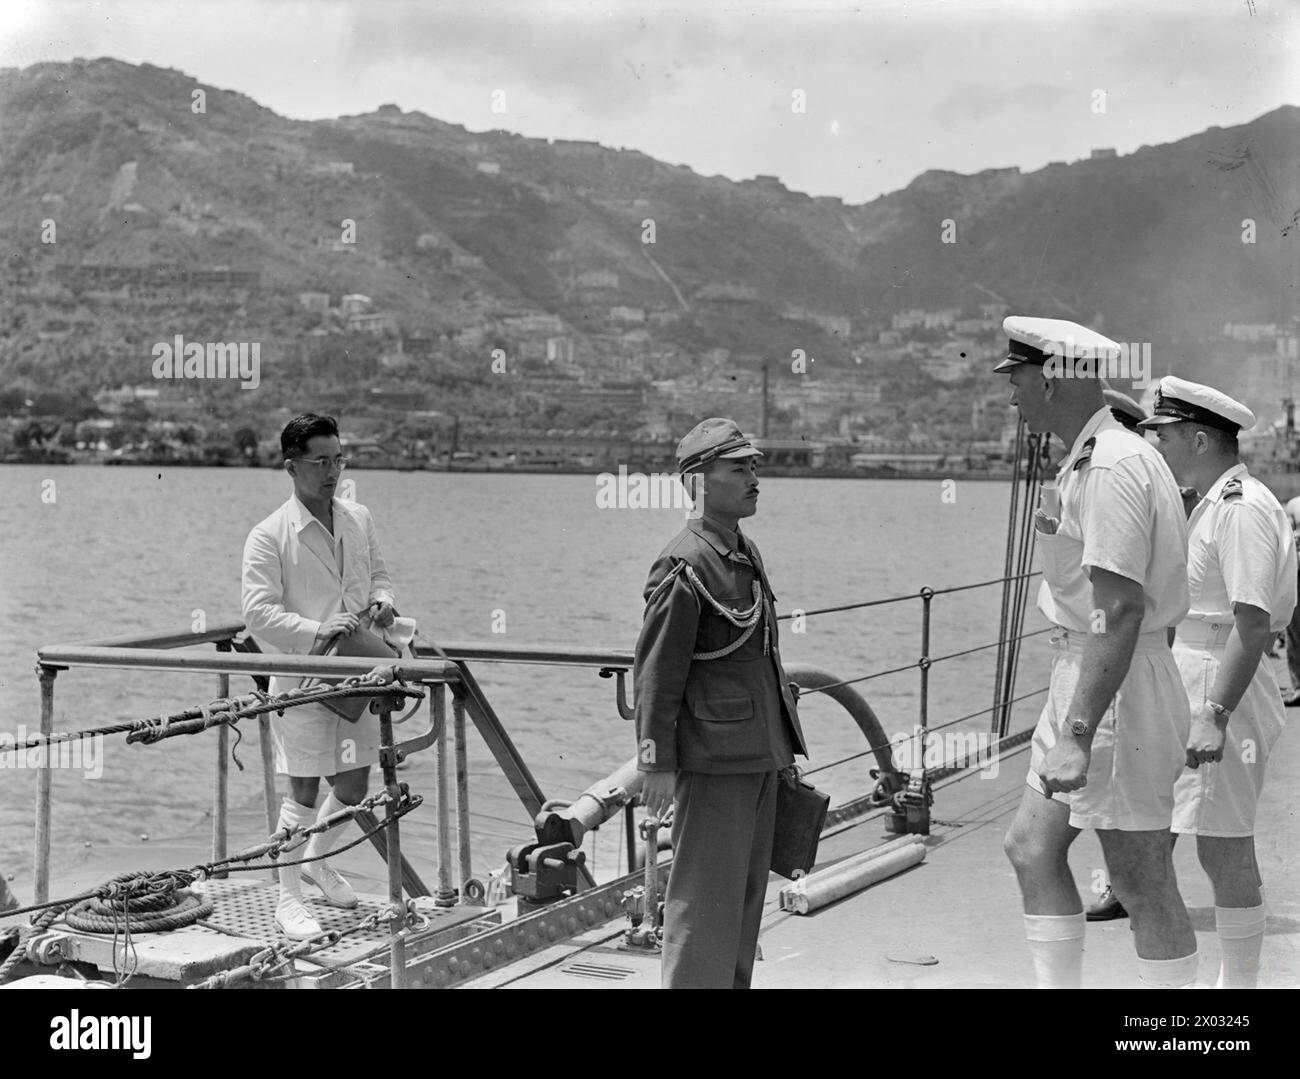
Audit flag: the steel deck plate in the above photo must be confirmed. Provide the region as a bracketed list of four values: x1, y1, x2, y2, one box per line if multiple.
[42, 877, 499, 984]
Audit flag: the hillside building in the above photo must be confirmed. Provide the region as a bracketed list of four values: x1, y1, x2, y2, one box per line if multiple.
[575, 270, 619, 289]
[347, 312, 398, 335]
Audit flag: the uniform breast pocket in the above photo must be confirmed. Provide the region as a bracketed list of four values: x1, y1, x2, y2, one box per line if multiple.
[697, 695, 754, 723]
[1037, 530, 1091, 611]
[698, 586, 759, 645]
[689, 690, 767, 761]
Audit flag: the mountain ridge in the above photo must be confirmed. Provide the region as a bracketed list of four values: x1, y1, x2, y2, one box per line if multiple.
[0, 57, 1295, 439]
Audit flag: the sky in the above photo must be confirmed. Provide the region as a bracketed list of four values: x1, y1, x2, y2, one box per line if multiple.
[0, 0, 1296, 203]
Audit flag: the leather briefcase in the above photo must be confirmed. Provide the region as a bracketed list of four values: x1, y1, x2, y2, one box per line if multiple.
[770, 767, 830, 880]
[301, 624, 400, 723]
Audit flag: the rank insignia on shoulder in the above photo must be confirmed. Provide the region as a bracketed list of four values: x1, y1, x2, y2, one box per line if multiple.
[1222, 477, 1244, 501]
[1071, 437, 1096, 471]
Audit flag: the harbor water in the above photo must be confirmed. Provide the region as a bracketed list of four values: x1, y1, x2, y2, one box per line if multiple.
[0, 465, 1050, 891]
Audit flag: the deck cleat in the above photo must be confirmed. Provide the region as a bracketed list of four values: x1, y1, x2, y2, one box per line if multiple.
[620, 816, 665, 949]
[869, 767, 906, 807]
[886, 770, 933, 835]
[506, 840, 588, 905]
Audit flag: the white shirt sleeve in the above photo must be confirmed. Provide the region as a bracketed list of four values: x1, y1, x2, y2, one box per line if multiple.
[1077, 458, 1151, 586]
[362, 507, 395, 607]
[241, 524, 322, 653]
[1217, 501, 1280, 614]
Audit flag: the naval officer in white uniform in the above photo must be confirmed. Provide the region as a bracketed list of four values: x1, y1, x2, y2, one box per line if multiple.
[997, 317, 1199, 988]
[1139, 376, 1295, 988]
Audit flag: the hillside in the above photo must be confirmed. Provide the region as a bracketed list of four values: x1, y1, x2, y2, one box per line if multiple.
[0, 57, 1295, 440]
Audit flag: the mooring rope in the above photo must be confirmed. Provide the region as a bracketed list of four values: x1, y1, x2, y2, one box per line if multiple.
[0, 788, 422, 984]
[0, 669, 423, 758]
[64, 879, 215, 934]
[0, 908, 59, 984]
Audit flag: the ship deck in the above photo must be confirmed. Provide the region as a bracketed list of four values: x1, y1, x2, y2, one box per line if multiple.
[470, 724, 1300, 990]
[8, 673, 1298, 990]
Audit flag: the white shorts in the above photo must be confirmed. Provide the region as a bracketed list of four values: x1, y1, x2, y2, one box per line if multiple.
[1026, 628, 1189, 831]
[270, 701, 382, 778]
[1171, 623, 1286, 837]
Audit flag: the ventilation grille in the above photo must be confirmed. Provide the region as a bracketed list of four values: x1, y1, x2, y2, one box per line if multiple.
[559, 961, 637, 982]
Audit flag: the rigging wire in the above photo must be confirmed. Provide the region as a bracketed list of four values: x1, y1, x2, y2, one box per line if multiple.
[801, 684, 1048, 778]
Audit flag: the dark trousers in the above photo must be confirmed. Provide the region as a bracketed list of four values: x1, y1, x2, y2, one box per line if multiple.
[1287, 578, 1300, 693]
[661, 769, 778, 989]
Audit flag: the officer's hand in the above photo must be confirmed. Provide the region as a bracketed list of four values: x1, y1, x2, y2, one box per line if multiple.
[316, 612, 360, 645]
[1186, 705, 1227, 768]
[369, 600, 396, 628]
[1038, 737, 1090, 794]
[640, 771, 676, 821]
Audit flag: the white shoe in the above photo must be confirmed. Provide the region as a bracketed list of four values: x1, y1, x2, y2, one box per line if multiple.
[302, 863, 358, 909]
[274, 895, 323, 941]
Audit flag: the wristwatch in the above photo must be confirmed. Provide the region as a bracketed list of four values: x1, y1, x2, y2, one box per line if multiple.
[1066, 718, 1092, 737]
[1206, 700, 1232, 720]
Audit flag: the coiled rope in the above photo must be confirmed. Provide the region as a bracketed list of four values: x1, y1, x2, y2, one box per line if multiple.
[63, 873, 214, 934]
[0, 788, 422, 984]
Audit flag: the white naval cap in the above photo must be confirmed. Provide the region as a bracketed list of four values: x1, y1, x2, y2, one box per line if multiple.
[1136, 375, 1256, 434]
[994, 316, 1123, 373]
[1102, 387, 1147, 431]
[1285, 496, 1300, 530]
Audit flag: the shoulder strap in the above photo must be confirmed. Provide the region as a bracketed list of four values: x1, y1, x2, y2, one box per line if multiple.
[643, 559, 688, 609]
[1071, 436, 1096, 471]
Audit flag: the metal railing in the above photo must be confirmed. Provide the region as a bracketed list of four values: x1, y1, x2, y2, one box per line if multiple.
[18, 558, 1051, 987]
[31, 627, 468, 906]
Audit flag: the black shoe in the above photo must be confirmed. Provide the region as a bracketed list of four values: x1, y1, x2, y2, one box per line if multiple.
[1085, 885, 1128, 921]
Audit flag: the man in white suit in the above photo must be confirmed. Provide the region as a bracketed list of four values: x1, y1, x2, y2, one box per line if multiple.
[242, 413, 398, 939]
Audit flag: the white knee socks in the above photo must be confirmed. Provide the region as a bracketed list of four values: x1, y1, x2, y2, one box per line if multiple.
[305, 790, 351, 864]
[275, 797, 316, 901]
[1024, 913, 1086, 989]
[1215, 904, 1266, 989]
[1137, 951, 1199, 988]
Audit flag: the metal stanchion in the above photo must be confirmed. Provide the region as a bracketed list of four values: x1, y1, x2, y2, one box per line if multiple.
[377, 696, 407, 989]
[34, 666, 56, 904]
[212, 641, 231, 877]
[453, 695, 472, 895]
[257, 714, 278, 881]
[432, 687, 456, 906]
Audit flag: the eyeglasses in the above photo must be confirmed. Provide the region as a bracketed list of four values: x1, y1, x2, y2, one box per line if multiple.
[294, 455, 351, 471]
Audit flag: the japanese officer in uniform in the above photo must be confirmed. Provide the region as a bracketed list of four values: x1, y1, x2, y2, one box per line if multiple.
[1140, 376, 1296, 988]
[633, 417, 808, 989]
